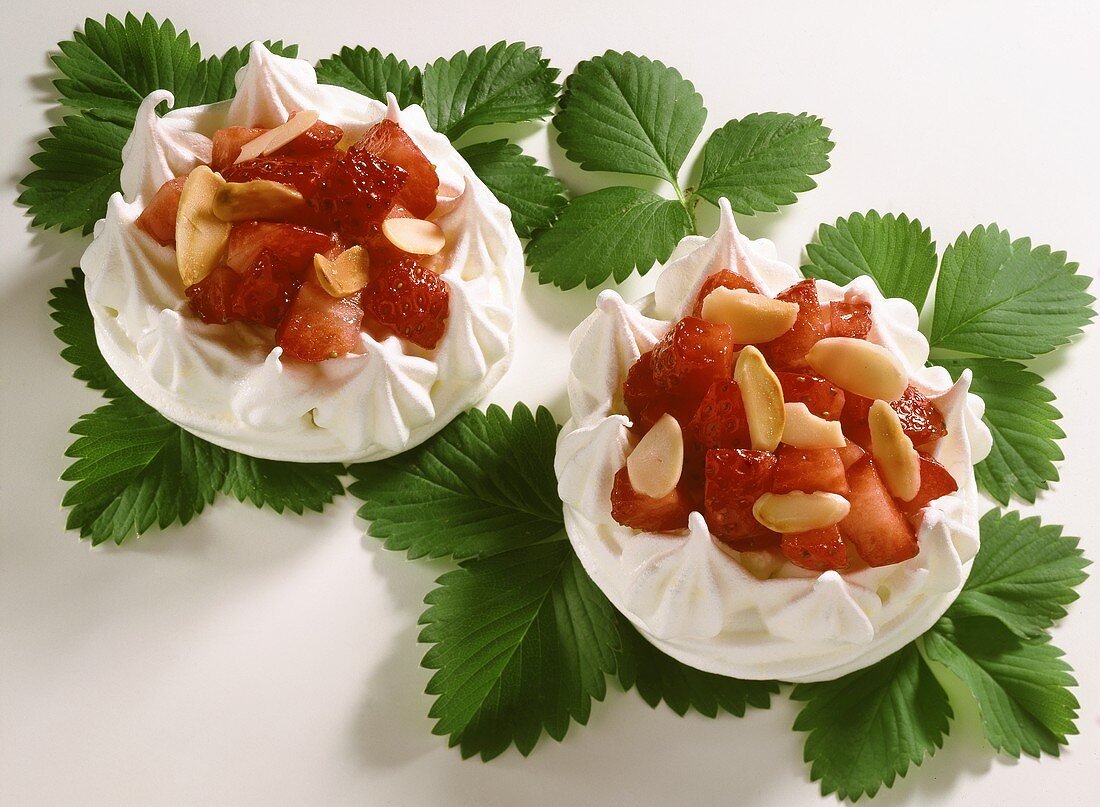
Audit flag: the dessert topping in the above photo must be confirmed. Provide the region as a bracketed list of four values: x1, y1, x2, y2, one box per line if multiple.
[626, 413, 684, 499]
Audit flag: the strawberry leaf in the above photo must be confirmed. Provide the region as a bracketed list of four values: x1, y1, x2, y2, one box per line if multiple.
[49, 268, 128, 398]
[459, 140, 566, 238]
[222, 455, 345, 515]
[315, 46, 422, 107]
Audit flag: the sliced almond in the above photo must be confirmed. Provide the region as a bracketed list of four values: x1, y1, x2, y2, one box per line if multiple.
[175, 166, 231, 287]
[734, 346, 785, 451]
[234, 110, 321, 163]
[736, 549, 786, 580]
[752, 491, 851, 534]
[805, 337, 908, 402]
[700, 288, 798, 344]
[211, 180, 307, 222]
[314, 246, 371, 298]
[781, 402, 846, 449]
[626, 413, 684, 499]
[868, 400, 921, 501]
[382, 217, 446, 256]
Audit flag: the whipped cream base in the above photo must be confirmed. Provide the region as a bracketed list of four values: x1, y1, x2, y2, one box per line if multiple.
[555, 200, 992, 683]
[81, 44, 522, 463]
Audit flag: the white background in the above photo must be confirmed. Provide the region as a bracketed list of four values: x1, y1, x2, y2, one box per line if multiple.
[2, 1, 1097, 805]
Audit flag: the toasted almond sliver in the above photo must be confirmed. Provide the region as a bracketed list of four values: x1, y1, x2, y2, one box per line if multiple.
[234, 110, 321, 164]
[781, 402, 846, 449]
[700, 288, 798, 344]
[175, 166, 231, 287]
[382, 217, 447, 256]
[212, 180, 306, 222]
[736, 549, 787, 580]
[626, 413, 684, 499]
[752, 491, 851, 534]
[805, 337, 908, 402]
[314, 246, 371, 298]
[869, 400, 921, 501]
[735, 346, 785, 451]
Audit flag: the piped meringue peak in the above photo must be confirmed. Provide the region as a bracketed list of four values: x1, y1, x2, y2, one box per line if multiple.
[555, 200, 992, 683]
[81, 45, 522, 463]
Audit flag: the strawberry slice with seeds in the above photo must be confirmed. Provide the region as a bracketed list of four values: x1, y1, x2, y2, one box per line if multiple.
[691, 269, 761, 316]
[135, 176, 186, 246]
[279, 118, 344, 156]
[276, 282, 365, 362]
[651, 316, 735, 406]
[838, 456, 918, 567]
[222, 150, 343, 202]
[351, 120, 439, 218]
[899, 455, 959, 515]
[777, 371, 845, 421]
[211, 126, 266, 172]
[231, 251, 298, 328]
[610, 466, 692, 532]
[623, 351, 684, 434]
[892, 386, 947, 447]
[363, 257, 449, 349]
[311, 148, 408, 241]
[185, 265, 240, 324]
[704, 448, 779, 547]
[829, 300, 872, 339]
[772, 446, 850, 496]
[759, 279, 826, 371]
[686, 380, 750, 450]
[226, 221, 336, 276]
[780, 526, 849, 572]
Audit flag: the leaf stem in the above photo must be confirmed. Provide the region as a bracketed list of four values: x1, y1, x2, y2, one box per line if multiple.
[672, 178, 698, 235]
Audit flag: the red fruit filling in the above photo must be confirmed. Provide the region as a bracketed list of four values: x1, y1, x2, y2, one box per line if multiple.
[138, 112, 446, 362]
[611, 269, 957, 571]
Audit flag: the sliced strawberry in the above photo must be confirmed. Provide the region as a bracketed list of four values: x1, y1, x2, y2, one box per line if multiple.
[759, 279, 826, 371]
[276, 282, 365, 362]
[623, 351, 683, 434]
[892, 386, 948, 447]
[185, 265, 240, 324]
[279, 118, 344, 156]
[211, 126, 266, 172]
[222, 150, 343, 202]
[351, 120, 439, 218]
[838, 457, 918, 567]
[311, 148, 408, 241]
[704, 448, 778, 547]
[226, 221, 335, 276]
[691, 269, 761, 317]
[651, 317, 735, 408]
[610, 466, 692, 532]
[686, 380, 750, 450]
[829, 300, 872, 339]
[363, 257, 449, 348]
[899, 455, 959, 515]
[772, 446, 849, 496]
[135, 176, 186, 246]
[777, 371, 845, 421]
[231, 251, 297, 328]
[837, 440, 866, 470]
[781, 526, 849, 572]
[840, 392, 874, 448]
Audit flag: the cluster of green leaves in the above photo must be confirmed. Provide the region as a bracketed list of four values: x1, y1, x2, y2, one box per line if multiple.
[802, 213, 1094, 505]
[350, 404, 777, 760]
[51, 270, 345, 545]
[528, 51, 834, 289]
[792, 508, 1087, 800]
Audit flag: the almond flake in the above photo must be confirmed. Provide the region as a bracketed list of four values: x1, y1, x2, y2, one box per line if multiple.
[626, 413, 684, 499]
[805, 337, 908, 402]
[382, 217, 446, 256]
[314, 246, 371, 298]
[700, 288, 798, 344]
[781, 402, 846, 449]
[211, 180, 306, 222]
[175, 166, 231, 287]
[752, 491, 851, 533]
[868, 400, 921, 501]
[734, 346, 785, 451]
[234, 110, 321, 164]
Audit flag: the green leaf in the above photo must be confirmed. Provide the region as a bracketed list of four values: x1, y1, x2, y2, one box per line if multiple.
[696, 112, 833, 215]
[422, 42, 559, 141]
[419, 540, 620, 760]
[616, 617, 777, 717]
[222, 454, 345, 515]
[198, 41, 299, 105]
[554, 51, 706, 184]
[923, 616, 1079, 758]
[315, 46, 422, 107]
[526, 186, 693, 290]
[930, 225, 1095, 359]
[942, 358, 1064, 504]
[350, 404, 562, 561]
[49, 268, 128, 398]
[18, 113, 127, 235]
[791, 644, 952, 802]
[949, 510, 1088, 638]
[459, 140, 567, 238]
[802, 211, 936, 310]
[61, 396, 228, 545]
[52, 13, 205, 123]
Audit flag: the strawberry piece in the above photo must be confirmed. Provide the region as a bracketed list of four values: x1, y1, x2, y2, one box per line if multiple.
[777, 371, 845, 420]
[185, 265, 241, 324]
[772, 446, 849, 496]
[231, 251, 297, 328]
[311, 148, 408, 241]
[363, 257, 449, 348]
[837, 440, 866, 469]
[899, 455, 959, 515]
[351, 120, 439, 218]
[226, 221, 335, 276]
[704, 448, 779, 547]
[279, 118, 344, 156]
[829, 300, 872, 339]
[610, 466, 692, 532]
[211, 126, 266, 172]
[691, 269, 761, 316]
[892, 386, 948, 447]
[686, 380, 750, 450]
[135, 177, 186, 246]
[838, 457, 918, 567]
[623, 351, 683, 434]
[222, 150, 343, 202]
[651, 317, 735, 407]
[781, 526, 849, 572]
[276, 282, 365, 362]
[759, 279, 826, 371]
